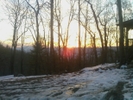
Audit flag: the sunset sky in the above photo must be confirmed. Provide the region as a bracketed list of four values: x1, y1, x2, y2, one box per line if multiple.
[0, 0, 89, 48]
[0, 0, 80, 47]
[0, 0, 133, 47]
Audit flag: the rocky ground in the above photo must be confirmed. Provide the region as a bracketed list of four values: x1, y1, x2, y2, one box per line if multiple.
[0, 63, 133, 100]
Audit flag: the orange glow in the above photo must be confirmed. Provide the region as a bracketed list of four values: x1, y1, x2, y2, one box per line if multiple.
[62, 46, 75, 59]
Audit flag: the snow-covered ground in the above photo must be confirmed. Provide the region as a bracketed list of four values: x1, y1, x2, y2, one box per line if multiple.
[0, 63, 133, 100]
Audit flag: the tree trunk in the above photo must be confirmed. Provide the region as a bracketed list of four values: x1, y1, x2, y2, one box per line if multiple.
[89, 2, 105, 64]
[117, 0, 125, 65]
[104, 25, 108, 63]
[93, 35, 98, 65]
[21, 43, 24, 74]
[83, 30, 87, 67]
[78, 0, 81, 68]
[10, 16, 18, 75]
[58, 22, 61, 59]
[11, 42, 17, 76]
[50, 0, 54, 73]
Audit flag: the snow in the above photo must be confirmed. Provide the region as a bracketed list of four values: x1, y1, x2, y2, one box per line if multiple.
[0, 63, 133, 100]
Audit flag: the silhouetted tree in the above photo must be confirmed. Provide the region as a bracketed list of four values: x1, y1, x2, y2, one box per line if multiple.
[5, 0, 28, 75]
[25, 0, 46, 74]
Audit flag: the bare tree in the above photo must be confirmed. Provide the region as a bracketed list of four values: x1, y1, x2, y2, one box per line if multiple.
[121, 0, 133, 21]
[78, 0, 82, 68]
[20, 15, 29, 75]
[5, 0, 28, 75]
[57, 0, 76, 62]
[81, 21, 98, 65]
[64, 0, 76, 48]
[98, 2, 115, 63]
[85, 0, 105, 63]
[82, 3, 89, 66]
[50, 0, 55, 72]
[25, 0, 46, 74]
[54, 0, 62, 58]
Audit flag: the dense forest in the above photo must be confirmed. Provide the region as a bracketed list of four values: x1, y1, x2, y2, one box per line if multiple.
[0, 0, 133, 76]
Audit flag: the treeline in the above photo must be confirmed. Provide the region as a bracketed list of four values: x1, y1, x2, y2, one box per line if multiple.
[0, 42, 117, 76]
[0, 43, 30, 76]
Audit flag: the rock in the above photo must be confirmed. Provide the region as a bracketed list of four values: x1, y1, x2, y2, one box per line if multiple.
[101, 81, 126, 100]
[17, 74, 25, 77]
[98, 68, 104, 73]
[120, 65, 127, 69]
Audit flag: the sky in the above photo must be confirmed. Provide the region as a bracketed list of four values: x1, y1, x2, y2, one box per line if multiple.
[0, 0, 87, 48]
[0, 0, 81, 47]
[0, 0, 133, 47]
[0, 1, 12, 44]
